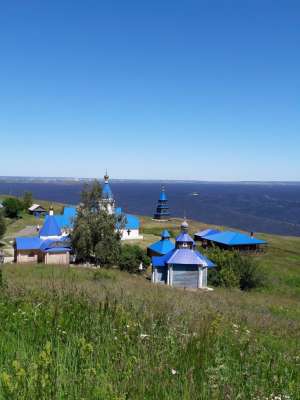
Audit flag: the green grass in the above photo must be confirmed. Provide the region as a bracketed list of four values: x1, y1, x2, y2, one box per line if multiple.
[0, 264, 299, 399]
[0, 211, 299, 398]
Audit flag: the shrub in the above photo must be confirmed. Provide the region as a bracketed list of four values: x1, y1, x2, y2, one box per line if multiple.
[0, 211, 6, 240]
[119, 244, 150, 273]
[204, 247, 265, 290]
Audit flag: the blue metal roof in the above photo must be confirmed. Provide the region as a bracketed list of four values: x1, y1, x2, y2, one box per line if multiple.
[203, 231, 267, 246]
[152, 248, 215, 268]
[15, 237, 43, 250]
[39, 215, 62, 237]
[115, 208, 140, 230]
[194, 229, 220, 238]
[176, 232, 195, 244]
[102, 182, 113, 199]
[54, 207, 77, 229]
[124, 214, 140, 230]
[16, 236, 71, 253]
[159, 190, 167, 201]
[148, 238, 175, 255]
[167, 249, 216, 267]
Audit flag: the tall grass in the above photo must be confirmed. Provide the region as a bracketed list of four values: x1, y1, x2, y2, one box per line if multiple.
[0, 272, 298, 399]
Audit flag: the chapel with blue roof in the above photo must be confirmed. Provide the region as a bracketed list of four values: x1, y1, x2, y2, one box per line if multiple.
[151, 220, 215, 289]
[15, 208, 72, 264]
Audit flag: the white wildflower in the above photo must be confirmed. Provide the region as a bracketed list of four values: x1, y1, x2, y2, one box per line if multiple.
[171, 369, 177, 375]
[140, 334, 149, 339]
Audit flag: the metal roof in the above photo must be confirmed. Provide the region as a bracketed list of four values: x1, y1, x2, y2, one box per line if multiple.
[15, 237, 43, 250]
[194, 229, 220, 238]
[152, 248, 215, 268]
[39, 215, 62, 237]
[115, 208, 140, 230]
[148, 238, 175, 255]
[102, 182, 113, 199]
[175, 232, 195, 244]
[203, 231, 267, 246]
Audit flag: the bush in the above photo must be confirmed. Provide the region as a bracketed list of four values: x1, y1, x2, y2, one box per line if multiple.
[204, 247, 265, 290]
[119, 244, 150, 273]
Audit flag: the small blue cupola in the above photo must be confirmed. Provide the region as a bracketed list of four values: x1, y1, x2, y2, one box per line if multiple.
[153, 186, 170, 220]
[175, 220, 195, 249]
[147, 229, 175, 257]
[39, 208, 62, 238]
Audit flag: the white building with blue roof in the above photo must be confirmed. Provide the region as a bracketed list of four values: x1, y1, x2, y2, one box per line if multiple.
[151, 220, 215, 289]
[101, 172, 143, 240]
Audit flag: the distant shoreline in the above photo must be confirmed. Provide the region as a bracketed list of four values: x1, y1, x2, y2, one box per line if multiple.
[0, 176, 300, 185]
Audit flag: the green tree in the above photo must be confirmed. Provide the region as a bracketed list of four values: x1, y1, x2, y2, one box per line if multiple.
[2, 198, 24, 219]
[22, 191, 33, 211]
[71, 180, 123, 266]
[0, 211, 6, 240]
[119, 244, 150, 273]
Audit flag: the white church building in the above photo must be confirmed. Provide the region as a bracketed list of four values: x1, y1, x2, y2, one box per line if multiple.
[101, 172, 143, 241]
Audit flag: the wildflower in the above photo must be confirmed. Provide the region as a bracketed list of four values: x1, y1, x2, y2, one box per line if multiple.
[171, 369, 177, 375]
[140, 334, 149, 339]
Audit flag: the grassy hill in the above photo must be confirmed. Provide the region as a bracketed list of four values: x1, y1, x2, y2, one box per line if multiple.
[0, 198, 299, 398]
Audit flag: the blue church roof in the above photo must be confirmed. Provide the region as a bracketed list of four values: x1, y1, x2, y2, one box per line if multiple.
[15, 236, 72, 253]
[102, 182, 113, 199]
[176, 232, 194, 244]
[54, 207, 77, 229]
[148, 237, 175, 256]
[39, 215, 62, 237]
[203, 231, 267, 246]
[152, 249, 215, 268]
[15, 237, 43, 250]
[115, 208, 140, 230]
[159, 190, 167, 201]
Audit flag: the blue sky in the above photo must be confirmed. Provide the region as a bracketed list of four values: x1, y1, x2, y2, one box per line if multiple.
[0, 0, 299, 180]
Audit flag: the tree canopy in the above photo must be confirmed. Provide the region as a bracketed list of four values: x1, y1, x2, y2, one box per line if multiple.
[2, 198, 24, 219]
[71, 180, 124, 266]
[22, 191, 33, 211]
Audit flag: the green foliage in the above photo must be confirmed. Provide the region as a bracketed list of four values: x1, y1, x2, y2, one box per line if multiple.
[0, 284, 297, 399]
[71, 180, 122, 267]
[0, 211, 6, 239]
[2, 198, 24, 219]
[119, 244, 150, 273]
[22, 191, 33, 211]
[204, 247, 265, 290]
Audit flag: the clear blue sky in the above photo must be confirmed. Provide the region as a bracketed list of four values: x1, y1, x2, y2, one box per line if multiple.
[0, 0, 299, 180]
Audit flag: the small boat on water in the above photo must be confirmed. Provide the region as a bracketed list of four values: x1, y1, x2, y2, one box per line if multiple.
[191, 192, 199, 196]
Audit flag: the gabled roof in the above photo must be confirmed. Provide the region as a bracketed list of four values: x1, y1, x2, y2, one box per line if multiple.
[28, 204, 46, 212]
[15, 237, 43, 250]
[194, 229, 220, 238]
[39, 215, 62, 237]
[40, 237, 72, 252]
[203, 231, 267, 246]
[148, 237, 175, 255]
